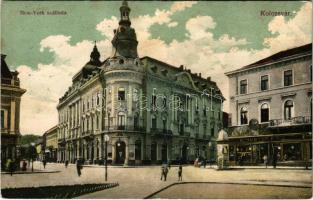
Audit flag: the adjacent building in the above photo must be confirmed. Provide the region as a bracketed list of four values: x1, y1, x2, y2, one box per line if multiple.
[1, 54, 26, 167]
[57, 1, 224, 165]
[43, 126, 58, 162]
[222, 43, 312, 166]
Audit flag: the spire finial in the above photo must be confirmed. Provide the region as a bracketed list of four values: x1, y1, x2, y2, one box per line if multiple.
[90, 40, 100, 64]
[119, 0, 131, 26]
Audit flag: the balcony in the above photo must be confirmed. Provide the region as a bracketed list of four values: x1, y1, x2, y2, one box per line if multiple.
[269, 116, 311, 127]
[150, 128, 173, 136]
[103, 125, 145, 132]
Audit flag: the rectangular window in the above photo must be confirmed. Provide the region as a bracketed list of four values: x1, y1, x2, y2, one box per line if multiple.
[152, 117, 157, 129]
[240, 79, 247, 94]
[284, 70, 293, 86]
[97, 93, 100, 105]
[261, 75, 269, 91]
[152, 95, 156, 107]
[118, 88, 125, 100]
[1, 110, 4, 129]
[203, 124, 207, 135]
[211, 127, 214, 136]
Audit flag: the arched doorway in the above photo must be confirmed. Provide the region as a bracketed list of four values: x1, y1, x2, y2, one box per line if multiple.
[151, 142, 157, 162]
[161, 143, 167, 162]
[182, 144, 188, 163]
[116, 141, 126, 164]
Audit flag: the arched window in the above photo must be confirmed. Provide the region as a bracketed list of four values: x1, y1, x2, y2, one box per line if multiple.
[284, 100, 294, 120]
[260, 103, 269, 123]
[134, 113, 139, 130]
[118, 112, 126, 130]
[240, 107, 248, 125]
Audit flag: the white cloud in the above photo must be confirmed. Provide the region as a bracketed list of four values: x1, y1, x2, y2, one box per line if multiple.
[170, 2, 197, 13]
[18, 37, 102, 134]
[264, 2, 312, 53]
[167, 22, 178, 27]
[17, 2, 311, 134]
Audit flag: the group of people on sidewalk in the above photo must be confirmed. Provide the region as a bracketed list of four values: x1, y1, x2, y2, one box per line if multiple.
[160, 162, 183, 181]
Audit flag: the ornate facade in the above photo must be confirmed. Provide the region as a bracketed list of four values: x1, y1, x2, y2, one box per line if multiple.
[1, 54, 26, 167]
[57, 1, 224, 165]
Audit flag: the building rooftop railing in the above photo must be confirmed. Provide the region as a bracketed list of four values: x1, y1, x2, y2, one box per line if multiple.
[269, 116, 312, 127]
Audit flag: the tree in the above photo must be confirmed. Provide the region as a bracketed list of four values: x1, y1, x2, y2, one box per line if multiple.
[27, 144, 37, 172]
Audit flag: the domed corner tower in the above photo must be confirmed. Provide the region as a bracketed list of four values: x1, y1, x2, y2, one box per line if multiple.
[102, 1, 145, 166]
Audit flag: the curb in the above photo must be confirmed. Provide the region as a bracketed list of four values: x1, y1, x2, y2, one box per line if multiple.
[144, 181, 312, 199]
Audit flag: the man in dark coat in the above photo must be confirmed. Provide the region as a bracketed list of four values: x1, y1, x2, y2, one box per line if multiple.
[272, 147, 278, 168]
[43, 159, 47, 169]
[76, 159, 82, 177]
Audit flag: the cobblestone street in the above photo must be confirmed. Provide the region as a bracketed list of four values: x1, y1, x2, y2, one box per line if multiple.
[1, 162, 312, 198]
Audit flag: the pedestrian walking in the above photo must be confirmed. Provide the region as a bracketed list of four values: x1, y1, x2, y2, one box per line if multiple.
[263, 155, 268, 168]
[163, 164, 169, 181]
[178, 164, 183, 181]
[22, 160, 27, 171]
[160, 165, 165, 180]
[203, 158, 207, 168]
[8, 159, 15, 176]
[76, 159, 82, 177]
[272, 148, 278, 169]
[43, 159, 47, 169]
[65, 160, 69, 168]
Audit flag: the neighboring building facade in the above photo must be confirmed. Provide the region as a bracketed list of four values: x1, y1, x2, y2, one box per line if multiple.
[1, 54, 26, 167]
[43, 126, 58, 162]
[57, 1, 224, 165]
[222, 44, 312, 166]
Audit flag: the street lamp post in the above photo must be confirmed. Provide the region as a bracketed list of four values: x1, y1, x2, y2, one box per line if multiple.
[104, 134, 110, 181]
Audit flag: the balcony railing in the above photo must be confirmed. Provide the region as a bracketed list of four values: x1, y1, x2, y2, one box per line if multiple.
[269, 116, 312, 127]
[103, 125, 145, 132]
[150, 128, 173, 135]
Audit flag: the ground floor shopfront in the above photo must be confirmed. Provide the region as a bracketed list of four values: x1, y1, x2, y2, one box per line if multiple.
[218, 132, 312, 166]
[57, 132, 216, 165]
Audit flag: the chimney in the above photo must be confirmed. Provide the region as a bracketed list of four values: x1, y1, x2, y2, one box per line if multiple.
[199, 73, 202, 77]
[206, 77, 211, 81]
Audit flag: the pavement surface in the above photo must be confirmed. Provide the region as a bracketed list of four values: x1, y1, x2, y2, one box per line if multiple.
[1, 161, 312, 199]
[149, 183, 312, 199]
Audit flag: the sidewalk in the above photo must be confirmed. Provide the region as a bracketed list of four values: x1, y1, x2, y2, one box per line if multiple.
[2, 162, 311, 198]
